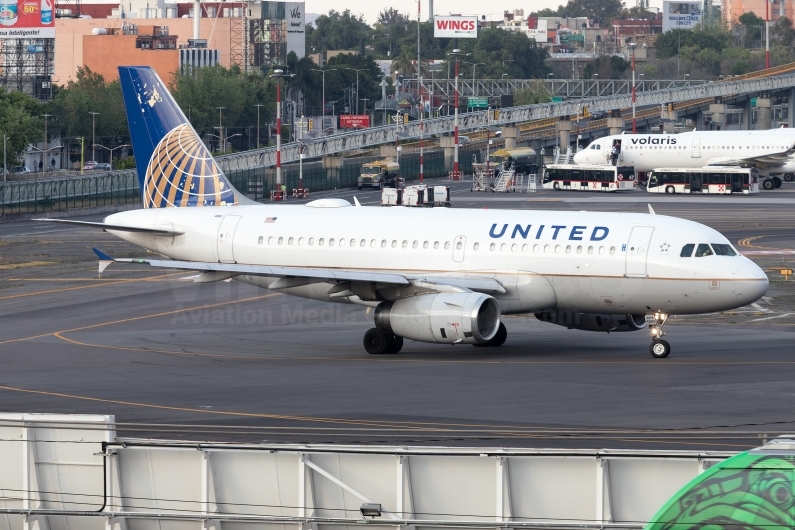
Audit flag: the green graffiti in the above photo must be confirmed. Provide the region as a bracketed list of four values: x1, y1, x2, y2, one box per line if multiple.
[647, 452, 795, 530]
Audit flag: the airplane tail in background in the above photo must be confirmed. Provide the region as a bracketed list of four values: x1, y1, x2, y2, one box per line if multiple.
[118, 66, 242, 208]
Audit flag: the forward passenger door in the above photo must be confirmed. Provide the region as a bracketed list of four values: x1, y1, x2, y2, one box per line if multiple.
[625, 227, 654, 277]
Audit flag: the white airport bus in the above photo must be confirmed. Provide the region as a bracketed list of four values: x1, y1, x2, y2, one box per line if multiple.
[542, 164, 636, 192]
[646, 166, 759, 195]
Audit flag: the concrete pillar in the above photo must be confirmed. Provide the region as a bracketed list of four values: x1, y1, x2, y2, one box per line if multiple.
[379, 145, 397, 159]
[322, 156, 343, 187]
[501, 127, 518, 149]
[709, 103, 727, 129]
[606, 110, 624, 136]
[789, 88, 795, 128]
[557, 117, 573, 153]
[660, 106, 676, 134]
[439, 136, 456, 171]
[742, 98, 752, 130]
[756, 98, 772, 130]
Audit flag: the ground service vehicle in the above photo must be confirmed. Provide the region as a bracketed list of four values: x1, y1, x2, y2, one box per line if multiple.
[488, 148, 538, 175]
[647, 166, 759, 194]
[542, 164, 636, 191]
[358, 161, 401, 190]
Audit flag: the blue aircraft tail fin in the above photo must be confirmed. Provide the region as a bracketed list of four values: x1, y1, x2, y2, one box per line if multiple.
[118, 66, 239, 208]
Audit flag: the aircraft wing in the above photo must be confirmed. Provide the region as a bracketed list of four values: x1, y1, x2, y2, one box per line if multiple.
[35, 218, 184, 236]
[95, 250, 506, 295]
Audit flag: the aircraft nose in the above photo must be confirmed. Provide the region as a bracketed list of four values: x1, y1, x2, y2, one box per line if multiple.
[734, 261, 769, 306]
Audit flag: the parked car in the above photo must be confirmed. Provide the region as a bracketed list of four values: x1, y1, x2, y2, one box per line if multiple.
[95, 162, 112, 171]
[11, 166, 30, 174]
[83, 161, 98, 170]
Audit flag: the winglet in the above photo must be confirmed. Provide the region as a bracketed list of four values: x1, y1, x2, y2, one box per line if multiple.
[648, 204, 656, 215]
[92, 248, 115, 276]
[353, 197, 362, 207]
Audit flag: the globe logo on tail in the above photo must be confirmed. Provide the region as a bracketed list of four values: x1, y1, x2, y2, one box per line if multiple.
[144, 124, 237, 208]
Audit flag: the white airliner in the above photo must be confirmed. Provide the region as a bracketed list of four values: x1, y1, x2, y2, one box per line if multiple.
[38, 67, 769, 359]
[573, 130, 795, 186]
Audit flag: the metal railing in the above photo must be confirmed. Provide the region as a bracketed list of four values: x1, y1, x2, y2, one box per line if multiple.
[0, 170, 139, 217]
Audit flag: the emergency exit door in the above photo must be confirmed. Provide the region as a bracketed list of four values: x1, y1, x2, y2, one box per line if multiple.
[691, 139, 701, 158]
[217, 215, 241, 263]
[625, 226, 654, 277]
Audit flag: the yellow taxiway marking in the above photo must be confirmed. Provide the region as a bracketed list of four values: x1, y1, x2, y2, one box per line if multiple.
[0, 293, 278, 345]
[0, 272, 180, 301]
[738, 235, 776, 249]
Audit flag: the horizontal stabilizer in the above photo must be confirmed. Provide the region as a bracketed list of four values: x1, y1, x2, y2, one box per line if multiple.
[35, 219, 184, 236]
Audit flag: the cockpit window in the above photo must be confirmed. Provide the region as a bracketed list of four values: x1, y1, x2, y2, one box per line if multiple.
[680, 244, 695, 257]
[711, 244, 737, 256]
[694, 243, 713, 257]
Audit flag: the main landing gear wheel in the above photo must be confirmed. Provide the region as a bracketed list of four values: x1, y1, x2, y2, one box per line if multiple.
[473, 322, 507, 347]
[773, 176, 783, 188]
[785, 173, 795, 182]
[385, 335, 403, 354]
[650, 340, 671, 358]
[363, 328, 403, 354]
[363, 328, 387, 354]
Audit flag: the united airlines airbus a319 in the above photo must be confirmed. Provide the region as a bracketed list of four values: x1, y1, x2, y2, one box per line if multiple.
[39, 67, 769, 358]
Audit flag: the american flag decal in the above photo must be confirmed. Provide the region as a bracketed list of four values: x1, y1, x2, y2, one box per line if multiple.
[265, 217, 278, 223]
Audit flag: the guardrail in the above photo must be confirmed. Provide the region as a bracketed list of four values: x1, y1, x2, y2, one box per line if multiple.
[0, 170, 139, 217]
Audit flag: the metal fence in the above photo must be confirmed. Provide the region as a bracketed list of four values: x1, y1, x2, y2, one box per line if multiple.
[0, 171, 139, 217]
[0, 147, 484, 216]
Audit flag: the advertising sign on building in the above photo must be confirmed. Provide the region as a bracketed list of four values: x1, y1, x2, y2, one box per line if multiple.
[527, 19, 548, 42]
[0, 0, 54, 39]
[434, 16, 478, 39]
[340, 114, 371, 128]
[662, 1, 702, 32]
[285, 2, 305, 58]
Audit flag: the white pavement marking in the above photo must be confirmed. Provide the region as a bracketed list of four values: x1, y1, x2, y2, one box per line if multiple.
[751, 313, 793, 322]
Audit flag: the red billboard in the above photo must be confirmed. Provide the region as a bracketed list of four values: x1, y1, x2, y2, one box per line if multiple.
[0, 0, 55, 39]
[340, 115, 371, 129]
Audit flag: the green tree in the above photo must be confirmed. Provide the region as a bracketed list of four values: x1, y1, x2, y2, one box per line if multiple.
[308, 10, 370, 53]
[377, 8, 408, 26]
[514, 80, 552, 105]
[583, 55, 630, 78]
[325, 53, 384, 114]
[50, 66, 129, 151]
[461, 28, 550, 79]
[0, 92, 44, 165]
[655, 28, 731, 58]
[559, 0, 623, 25]
[771, 17, 795, 47]
[529, 7, 564, 17]
[739, 12, 765, 47]
[169, 65, 275, 140]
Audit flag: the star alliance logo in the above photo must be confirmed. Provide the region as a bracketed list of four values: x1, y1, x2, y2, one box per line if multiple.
[659, 242, 671, 252]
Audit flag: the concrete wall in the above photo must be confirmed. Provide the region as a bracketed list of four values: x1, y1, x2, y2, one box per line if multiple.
[83, 34, 179, 83]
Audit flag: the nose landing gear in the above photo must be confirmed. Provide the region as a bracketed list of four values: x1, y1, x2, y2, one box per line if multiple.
[648, 312, 671, 358]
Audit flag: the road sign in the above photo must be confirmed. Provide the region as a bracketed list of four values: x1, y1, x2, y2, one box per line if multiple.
[468, 97, 488, 108]
[389, 114, 409, 124]
[340, 115, 371, 128]
[751, 98, 757, 107]
[551, 96, 564, 102]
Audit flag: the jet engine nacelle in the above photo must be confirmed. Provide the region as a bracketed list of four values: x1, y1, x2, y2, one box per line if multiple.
[535, 310, 647, 332]
[375, 293, 501, 344]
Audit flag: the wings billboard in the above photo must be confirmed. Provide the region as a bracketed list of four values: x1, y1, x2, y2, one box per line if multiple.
[433, 16, 478, 39]
[0, 0, 55, 38]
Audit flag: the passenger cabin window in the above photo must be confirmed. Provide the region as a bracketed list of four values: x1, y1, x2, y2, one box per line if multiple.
[680, 244, 695, 257]
[711, 244, 737, 256]
[694, 243, 713, 257]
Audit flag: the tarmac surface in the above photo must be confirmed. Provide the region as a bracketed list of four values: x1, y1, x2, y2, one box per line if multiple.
[1, 179, 794, 450]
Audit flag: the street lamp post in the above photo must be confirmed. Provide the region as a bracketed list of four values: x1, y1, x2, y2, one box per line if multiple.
[447, 49, 468, 179]
[93, 143, 130, 168]
[216, 106, 226, 152]
[628, 42, 637, 134]
[343, 67, 363, 114]
[254, 104, 265, 148]
[417, 0, 423, 182]
[87, 112, 98, 164]
[464, 62, 484, 97]
[41, 113, 52, 172]
[310, 68, 337, 126]
[270, 69, 295, 187]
